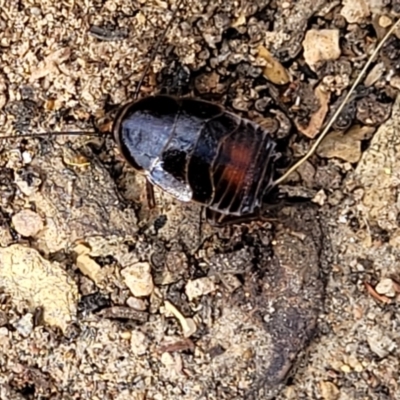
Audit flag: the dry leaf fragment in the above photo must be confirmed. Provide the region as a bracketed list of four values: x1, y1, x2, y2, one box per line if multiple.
[76, 254, 105, 286]
[317, 125, 375, 163]
[158, 338, 195, 354]
[30, 47, 71, 82]
[297, 84, 330, 138]
[258, 45, 290, 85]
[364, 62, 385, 87]
[231, 13, 246, 27]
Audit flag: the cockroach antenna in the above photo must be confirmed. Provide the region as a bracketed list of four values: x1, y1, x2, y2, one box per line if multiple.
[0, 0, 184, 141]
[275, 18, 400, 185]
[0, 131, 101, 140]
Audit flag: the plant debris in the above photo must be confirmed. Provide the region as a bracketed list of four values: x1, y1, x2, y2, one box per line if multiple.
[0, 0, 400, 399]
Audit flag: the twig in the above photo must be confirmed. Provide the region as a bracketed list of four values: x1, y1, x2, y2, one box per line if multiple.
[276, 19, 400, 185]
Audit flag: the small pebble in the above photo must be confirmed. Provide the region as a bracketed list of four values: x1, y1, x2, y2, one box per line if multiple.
[312, 190, 327, 206]
[181, 318, 197, 337]
[375, 278, 396, 298]
[303, 29, 341, 70]
[120, 331, 132, 340]
[378, 15, 392, 28]
[161, 352, 175, 366]
[22, 151, 32, 164]
[258, 45, 290, 85]
[126, 296, 147, 311]
[390, 76, 400, 91]
[30, 7, 42, 16]
[347, 355, 363, 372]
[122, 262, 154, 297]
[364, 62, 385, 87]
[221, 274, 242, 292]
[367, 329, 396, 358]
[13, 313, 34, 337]
[14, 175, 42, 197]
[185, 277, 216, 301]
[340, 0, 370, 24]
[320, 381, 340, 400]
[340, 364, 351, 373]
[12, 209, 43, 237]
[317, 125, 374, 163]
[130, 330, 148, 356]
[0, 327, 8, 336]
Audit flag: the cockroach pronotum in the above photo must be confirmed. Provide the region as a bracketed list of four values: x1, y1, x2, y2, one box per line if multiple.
[1, 2, 399, 226]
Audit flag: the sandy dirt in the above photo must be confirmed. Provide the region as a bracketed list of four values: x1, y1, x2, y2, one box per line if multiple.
[0, 0, 399, 399]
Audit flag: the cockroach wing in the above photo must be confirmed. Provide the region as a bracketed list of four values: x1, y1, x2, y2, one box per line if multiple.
[147, 157, 193, 202]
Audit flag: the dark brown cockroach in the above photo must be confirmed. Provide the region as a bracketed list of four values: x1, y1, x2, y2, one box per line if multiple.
[1, 2, 398, 226]
[112, 94, 281, 225]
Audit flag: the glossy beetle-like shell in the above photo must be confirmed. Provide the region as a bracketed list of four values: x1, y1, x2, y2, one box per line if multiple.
[113, 95, 279, 219]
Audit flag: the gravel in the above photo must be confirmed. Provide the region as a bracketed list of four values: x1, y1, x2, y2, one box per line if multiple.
[0, 0, 399, 399]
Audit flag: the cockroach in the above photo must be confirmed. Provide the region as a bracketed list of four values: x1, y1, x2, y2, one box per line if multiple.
[113, 94, 280, 225]
[1, 3, 399, 225]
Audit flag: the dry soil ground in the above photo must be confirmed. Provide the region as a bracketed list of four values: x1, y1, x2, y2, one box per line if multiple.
[0, 0, 400, 399]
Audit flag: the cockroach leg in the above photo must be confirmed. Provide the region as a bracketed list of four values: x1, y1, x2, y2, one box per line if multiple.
[205, 208, 262, 227]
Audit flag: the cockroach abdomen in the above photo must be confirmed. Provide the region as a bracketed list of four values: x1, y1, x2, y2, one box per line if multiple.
[210, 119, 274, 215]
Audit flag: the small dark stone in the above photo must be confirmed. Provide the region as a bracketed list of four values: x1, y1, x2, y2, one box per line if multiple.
[89, 24, 129, 41]
[381, 35, 400, 71]
[208, 344, 226, 358]
[33, 307, 44, 327]
[356, 94, 392, 126]
[78, 292, 111, 315]
[154, 214, 167, 231]
[0, 310, 8, 327]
